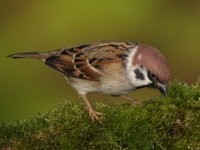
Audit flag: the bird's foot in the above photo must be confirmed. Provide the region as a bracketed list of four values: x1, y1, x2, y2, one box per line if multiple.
[119, 95, 143, 104]
[85, 106, 103, 124]
[79, 93, 104, 125]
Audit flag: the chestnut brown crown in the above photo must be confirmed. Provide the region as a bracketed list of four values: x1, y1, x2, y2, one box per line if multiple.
[133, 44, 170, 84]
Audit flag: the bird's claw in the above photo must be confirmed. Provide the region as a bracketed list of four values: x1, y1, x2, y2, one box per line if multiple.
[119, 95, 143, 104]
[86, 106, 103, 124]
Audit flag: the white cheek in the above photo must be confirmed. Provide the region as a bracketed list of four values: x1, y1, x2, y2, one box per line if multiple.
[125, 46, 151, 87]
[128, 66, 152, 87]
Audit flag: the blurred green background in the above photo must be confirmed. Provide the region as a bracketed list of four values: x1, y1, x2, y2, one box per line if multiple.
[1, 0, 200, 122]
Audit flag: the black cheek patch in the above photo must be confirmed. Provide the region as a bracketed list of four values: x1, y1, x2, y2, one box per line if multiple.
[79, 74, 84, 78]
[134, 69, 145, 80]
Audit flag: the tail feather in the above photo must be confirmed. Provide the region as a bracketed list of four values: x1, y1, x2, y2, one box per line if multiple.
[7, 49, 62, 59]
[7, 52, 48, 59]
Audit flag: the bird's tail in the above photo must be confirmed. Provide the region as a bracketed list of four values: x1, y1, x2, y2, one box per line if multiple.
[7, 49, 62, 60]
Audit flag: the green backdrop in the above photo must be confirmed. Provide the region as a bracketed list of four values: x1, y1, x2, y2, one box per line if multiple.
[1, 0, 200, 122]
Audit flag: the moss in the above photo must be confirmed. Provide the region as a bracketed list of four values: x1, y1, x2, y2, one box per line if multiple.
[1, 78, 200, 149]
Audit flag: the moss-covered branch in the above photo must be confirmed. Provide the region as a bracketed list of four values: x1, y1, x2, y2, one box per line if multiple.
[1, 78, 200, 149]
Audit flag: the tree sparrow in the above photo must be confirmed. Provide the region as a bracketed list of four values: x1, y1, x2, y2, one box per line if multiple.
[7, 41, 170, 124]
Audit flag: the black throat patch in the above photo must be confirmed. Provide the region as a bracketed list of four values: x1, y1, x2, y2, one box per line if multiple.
[134, 68, 145, 80]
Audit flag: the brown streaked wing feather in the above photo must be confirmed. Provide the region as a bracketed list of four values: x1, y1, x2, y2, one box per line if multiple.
[45, 41, 137, 80]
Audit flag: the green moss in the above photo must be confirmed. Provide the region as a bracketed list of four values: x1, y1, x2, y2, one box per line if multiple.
[1, 78, 200, 149]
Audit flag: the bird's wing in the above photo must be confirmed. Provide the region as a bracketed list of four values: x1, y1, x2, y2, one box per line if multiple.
[45, 41, 137, 80]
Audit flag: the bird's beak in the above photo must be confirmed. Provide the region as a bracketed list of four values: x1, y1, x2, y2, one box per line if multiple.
[156, 83, 168, 96]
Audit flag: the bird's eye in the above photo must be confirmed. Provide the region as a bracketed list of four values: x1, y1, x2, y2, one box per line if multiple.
[151, 73, 156, 79]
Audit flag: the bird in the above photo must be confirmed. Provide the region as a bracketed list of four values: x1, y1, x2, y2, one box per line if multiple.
[7, 41, 170, 124]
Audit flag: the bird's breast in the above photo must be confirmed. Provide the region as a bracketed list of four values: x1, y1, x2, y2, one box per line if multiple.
[66, 63, 136, 95]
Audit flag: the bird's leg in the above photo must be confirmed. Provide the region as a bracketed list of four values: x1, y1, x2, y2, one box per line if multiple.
[78, 93, 103, 124]
[118, 95, 142, 104]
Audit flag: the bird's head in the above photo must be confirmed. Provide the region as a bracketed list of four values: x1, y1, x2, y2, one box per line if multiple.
[126, 44, 170, 96]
